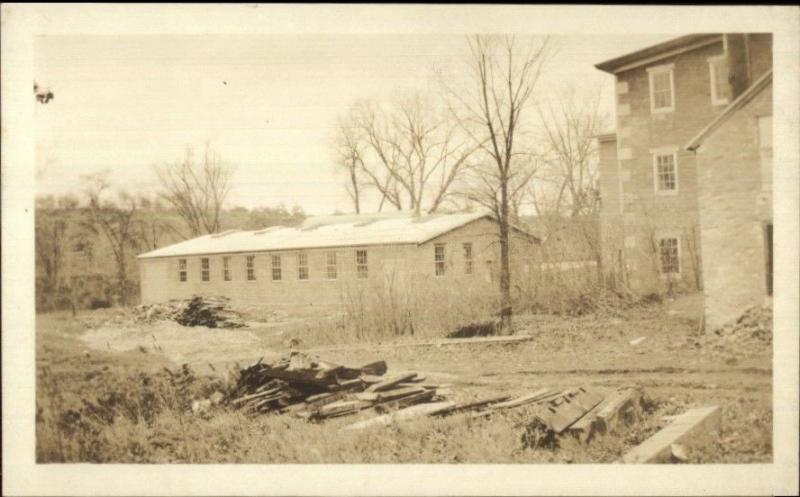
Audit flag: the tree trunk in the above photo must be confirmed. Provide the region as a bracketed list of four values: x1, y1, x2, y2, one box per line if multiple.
[499, 180, 513, 334]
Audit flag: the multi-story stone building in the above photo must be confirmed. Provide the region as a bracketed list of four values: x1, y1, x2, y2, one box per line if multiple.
[595, 33, 773, 328]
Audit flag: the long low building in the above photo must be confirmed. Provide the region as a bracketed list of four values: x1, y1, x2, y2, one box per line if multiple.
[137, 211, 538, 310]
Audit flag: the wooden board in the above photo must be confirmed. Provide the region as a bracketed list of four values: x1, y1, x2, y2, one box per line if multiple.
[620, 406, 722, 463]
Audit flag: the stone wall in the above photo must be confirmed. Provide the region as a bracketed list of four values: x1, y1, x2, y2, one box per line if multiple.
[694, 83, 772, 330]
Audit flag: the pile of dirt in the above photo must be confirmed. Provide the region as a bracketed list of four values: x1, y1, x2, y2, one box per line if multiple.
[687, 305, 772, 356]
[134, 296, 246, 329]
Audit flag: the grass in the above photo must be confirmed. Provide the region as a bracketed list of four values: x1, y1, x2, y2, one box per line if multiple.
[35, 293, 772, 463]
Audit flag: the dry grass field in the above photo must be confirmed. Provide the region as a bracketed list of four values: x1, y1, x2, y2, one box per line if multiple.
[36, 292, 772, 463]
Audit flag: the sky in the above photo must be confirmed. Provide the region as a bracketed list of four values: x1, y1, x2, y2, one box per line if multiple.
[34, 34, 674, 215]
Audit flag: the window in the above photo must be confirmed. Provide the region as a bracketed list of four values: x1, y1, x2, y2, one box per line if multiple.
[648, 64, 674, 112]
[326, 252, 338, 280]
[356, 250, 368, 279]
[297, 253, 309, 280]
[223, 256, 232, 281]
[708, 56, 729, 105]
[201, 257, 210, 282]
[765, 223, 773, 296]
[271, 255, 281, 281]
[658, 237, 680, 275]
[246, 255, 256, 281]
[178, 258, 187, 282]
[434, 244, 446, 276]
[463, 243, 473, 275]
[653, 152, 678, 193]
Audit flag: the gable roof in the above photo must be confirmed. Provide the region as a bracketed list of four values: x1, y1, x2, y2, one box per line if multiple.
[138, 211, 536, 259]
[595, 34, 723, 74]
[685, 69, 772, 151]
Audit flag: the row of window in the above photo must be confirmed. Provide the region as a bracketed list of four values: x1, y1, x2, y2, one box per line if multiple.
[178, 250, 367, 283]
[176, 243, 475, 283]
[646, 56, 729, 114]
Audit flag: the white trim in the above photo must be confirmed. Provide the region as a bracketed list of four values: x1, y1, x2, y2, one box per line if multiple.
[648, 65, 675, 114]
[652, 150, 679, 196]
[708, 57, 730, 106]
[607, 37, 722, 74]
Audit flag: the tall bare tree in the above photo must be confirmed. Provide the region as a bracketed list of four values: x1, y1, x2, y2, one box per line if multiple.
[81, 172, 139, 306]
[333, 115, 365, 213]
[536, 86, 605, 218]
[335, 93, 479, 214]
[444, 35, 552, 331]
[155, 144, 235, 237]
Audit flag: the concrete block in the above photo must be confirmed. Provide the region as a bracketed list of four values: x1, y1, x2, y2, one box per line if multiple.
[618, 148, 633, 160]
[620, 406, 722, 463]
[617, 103, 631, 116]
[616, 81, 629, 94]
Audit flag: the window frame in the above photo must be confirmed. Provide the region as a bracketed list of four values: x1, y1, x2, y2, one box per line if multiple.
[178, 258, 187, 282]
[708, 55, 729, 106]
[246, 255, 257, 282]
[200, 257, 210, 282]
[657, 236, 681, 276]
[297, 252, 309, 281]
[271, 254, 282, 282]
[434, 243, 446, 277]
[647, 63, 675, 114]
[325, 251, 338, 280]
[652, 148, 679, 195]
[355, 249, 368, 279]
[223, 256, 232, 282]
[463, 242, 473, 275]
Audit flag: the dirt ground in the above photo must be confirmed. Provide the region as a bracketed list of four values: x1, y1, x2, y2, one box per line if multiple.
[39, 292, 772, 463]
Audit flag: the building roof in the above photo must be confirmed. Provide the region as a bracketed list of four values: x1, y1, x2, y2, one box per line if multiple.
[595, 34, 723, 74]
[685, 69, 772, 151]
[138, 211, 534, 259]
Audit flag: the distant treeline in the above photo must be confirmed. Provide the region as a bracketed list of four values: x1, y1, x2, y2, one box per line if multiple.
[35, 193, 306, 313]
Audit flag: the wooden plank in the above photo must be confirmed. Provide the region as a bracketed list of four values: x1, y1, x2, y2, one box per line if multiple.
[231, 386, 283, 405]
[594, 388, 642, 435]
[356, 386, 426, 402]
[568, 388, 642, 442]
[535, 388, 604, 434]
[365, 372, 418, 392]
[341, 401, 456, 431]
[433, 394, 512, 416]
[620, 406, 722, 463]
[318, 400, 372, 417]
[491, 388, 554, 410]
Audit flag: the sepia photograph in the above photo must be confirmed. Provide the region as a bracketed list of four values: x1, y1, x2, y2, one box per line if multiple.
[3, 4, 798, 496]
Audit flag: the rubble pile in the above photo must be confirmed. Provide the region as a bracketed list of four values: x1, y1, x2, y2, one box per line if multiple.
[134, 296, 246, 329]
[687, 305, 772, 355]
[225, 352, 444, 420]
[713, 305, 772, 344]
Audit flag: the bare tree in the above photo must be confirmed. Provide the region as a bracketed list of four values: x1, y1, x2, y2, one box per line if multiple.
[537, 86, 605, 217]
[336, 93, 479, 214]
[155, 144, 235, 237]
[444, 35, 552, 331]
[333, 115, 365, 213]
[81, 172, 138, 306]
[35, 215, 68, 311]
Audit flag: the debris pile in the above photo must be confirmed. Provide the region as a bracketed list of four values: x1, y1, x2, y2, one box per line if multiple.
[687, 305, 772, 356]
[225, 353, 444, 420]
[134, 296, 246, 328]
[224, 353, 658, 446]
[713, 305, 772, 344]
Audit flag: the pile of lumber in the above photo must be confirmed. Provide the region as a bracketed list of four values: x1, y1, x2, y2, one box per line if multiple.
[226, 352, 443, 419]
[134, 295, 245, 328]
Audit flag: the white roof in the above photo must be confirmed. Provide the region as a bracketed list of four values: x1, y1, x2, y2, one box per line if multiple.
[138, 211, 500, 259]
